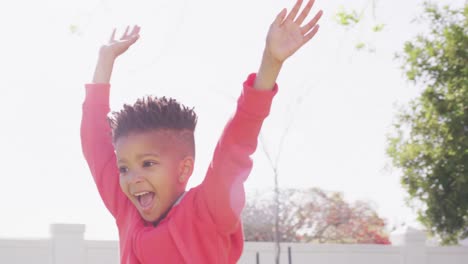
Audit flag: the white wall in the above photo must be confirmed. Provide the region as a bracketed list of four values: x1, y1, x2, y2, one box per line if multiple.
[1, 224, 467, 264]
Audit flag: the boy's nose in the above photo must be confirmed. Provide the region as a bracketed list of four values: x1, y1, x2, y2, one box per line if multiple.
[128, 171, 145, 183]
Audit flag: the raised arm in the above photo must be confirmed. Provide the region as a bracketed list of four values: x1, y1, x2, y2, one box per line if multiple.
[81, 26, 140, 218]
[199, 0, 323, 233]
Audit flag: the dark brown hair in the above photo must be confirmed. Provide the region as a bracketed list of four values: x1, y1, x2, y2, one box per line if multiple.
[109, 96, 197, 150]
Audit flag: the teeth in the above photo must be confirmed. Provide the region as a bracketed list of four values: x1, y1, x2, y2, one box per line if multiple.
[134, 192, 149, 197]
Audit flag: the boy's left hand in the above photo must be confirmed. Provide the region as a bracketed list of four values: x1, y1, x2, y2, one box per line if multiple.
[265, 0, 323, 64]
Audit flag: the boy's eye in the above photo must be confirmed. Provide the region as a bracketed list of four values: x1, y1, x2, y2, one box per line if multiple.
[119, 166, 128, 174]
[143, 161, 157, 167]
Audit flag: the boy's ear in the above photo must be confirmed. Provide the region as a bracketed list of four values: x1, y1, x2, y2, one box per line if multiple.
[178, 156, 194, 184]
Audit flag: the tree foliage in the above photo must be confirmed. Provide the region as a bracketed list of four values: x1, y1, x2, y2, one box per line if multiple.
[334, 0, 384, 52]
[242, 188, 390, 244]
[387, 3, 468, 245]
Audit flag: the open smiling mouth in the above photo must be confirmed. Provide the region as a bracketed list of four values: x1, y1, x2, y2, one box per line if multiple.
[134, 191, 155, 210]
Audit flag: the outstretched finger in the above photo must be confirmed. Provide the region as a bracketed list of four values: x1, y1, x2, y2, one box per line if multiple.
[295, 0, 315, 25]
[301, 10, 323, 35]
[286, 0, 303, 22]
[121, 25, 130, 40]
[109, 28, 117, 42]
[303, 24, 320, 45]
[129, 25, 140, 37]
[273, 8, 288, 26]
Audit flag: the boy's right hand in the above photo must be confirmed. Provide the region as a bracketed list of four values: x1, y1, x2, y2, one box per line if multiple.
[99, 25, 141, 60]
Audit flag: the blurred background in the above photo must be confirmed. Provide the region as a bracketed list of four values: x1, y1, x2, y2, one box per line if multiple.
[0, 0, 466, 245]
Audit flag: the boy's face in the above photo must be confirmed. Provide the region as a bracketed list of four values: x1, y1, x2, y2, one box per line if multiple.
[115, 130, 191, 223]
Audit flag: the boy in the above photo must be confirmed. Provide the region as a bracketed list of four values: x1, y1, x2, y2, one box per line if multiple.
[81, 0, 322, 263]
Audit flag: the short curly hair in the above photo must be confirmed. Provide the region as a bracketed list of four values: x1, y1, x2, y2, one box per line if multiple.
[109, 96, 197, 155]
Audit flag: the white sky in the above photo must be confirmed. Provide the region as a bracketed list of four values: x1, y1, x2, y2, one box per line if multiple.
[0, 0, 465, 240]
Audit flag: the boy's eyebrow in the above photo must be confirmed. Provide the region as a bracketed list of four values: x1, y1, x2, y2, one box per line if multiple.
[117, 157, 127, 163]
[117, 153, 161, 163]
[137, 153, 160, 159]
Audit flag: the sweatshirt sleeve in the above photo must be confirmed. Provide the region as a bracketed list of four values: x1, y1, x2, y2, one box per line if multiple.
[80, 83, 128, 219]
[199, 73, 278, 234]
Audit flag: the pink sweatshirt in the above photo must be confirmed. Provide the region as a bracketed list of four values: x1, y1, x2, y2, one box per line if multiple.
[81, 73, 277, 263]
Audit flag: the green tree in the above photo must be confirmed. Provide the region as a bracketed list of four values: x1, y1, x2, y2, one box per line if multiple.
[387, 3, 468, 245]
